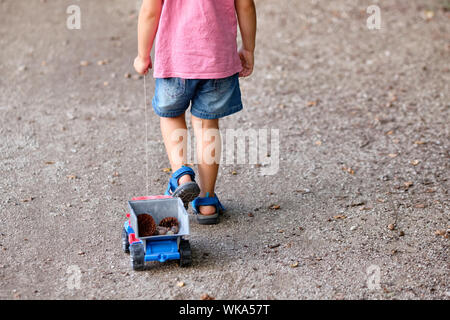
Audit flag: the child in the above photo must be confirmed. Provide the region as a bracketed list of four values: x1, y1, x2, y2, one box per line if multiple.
[134, 0, 256, 224]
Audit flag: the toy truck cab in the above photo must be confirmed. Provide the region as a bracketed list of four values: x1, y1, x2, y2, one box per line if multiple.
[122, 196, 192, 270]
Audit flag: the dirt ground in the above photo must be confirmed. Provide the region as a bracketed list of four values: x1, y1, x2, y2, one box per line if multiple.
[0, 0, 448, 300]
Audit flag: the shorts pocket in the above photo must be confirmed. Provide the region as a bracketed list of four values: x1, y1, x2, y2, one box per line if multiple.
[214, 74, 237, 94]
[162, 78, 186, 98]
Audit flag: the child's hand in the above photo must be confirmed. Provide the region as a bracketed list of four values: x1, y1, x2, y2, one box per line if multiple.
[238, 49, 254, 77]
[134, 56, 152, 75]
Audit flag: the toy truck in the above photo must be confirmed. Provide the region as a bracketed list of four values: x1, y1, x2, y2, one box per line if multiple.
[122, 195, 192, 270]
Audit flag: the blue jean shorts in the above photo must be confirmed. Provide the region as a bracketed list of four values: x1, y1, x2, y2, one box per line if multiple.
[152, 73, 243, 119]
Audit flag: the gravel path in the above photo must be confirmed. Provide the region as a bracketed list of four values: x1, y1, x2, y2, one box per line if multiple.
[0, 0, 448, 299]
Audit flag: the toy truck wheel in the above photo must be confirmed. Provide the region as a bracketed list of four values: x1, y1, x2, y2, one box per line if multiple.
[122, 227, 130, 253]
[130, 242, 145, 271]
[179, 239, 192, 267]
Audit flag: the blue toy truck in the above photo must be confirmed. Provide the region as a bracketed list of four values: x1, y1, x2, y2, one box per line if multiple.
[122, 195, 192, 270]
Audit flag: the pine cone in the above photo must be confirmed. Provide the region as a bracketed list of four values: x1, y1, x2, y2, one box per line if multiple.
[159, 217, 179, 228]
[159, 217, 180, 234]
[137, 213, 156, 237]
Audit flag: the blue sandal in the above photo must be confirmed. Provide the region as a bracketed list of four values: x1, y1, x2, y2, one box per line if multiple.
[164, 166, 200, 208]
[192, 193, 225, 225]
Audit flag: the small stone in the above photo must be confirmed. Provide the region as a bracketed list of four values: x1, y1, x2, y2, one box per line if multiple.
[177, 281, 185, 287]
[423, 10, 434, 20]
[388, 224, 396, 231]
[201, 294, 215, 300]
[388, 153, 398, 158]
[343, 166, 355, 175]
[80, 61, 89, 67]
[306, 100, 318, 107]
[155, 226, 168, 235]
[290, 262, 299, 268]
[350, 225, 357, 231]
[404, 181, 414, 189]
[349, 201, 365, 207]
[66, 112, 76, 120]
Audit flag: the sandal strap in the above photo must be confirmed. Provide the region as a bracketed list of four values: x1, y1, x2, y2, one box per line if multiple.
[167, 166, 196, 193]
[164, 184, 172, 196]
[172, 166, 196, 181]
[192, 194, 224, 214]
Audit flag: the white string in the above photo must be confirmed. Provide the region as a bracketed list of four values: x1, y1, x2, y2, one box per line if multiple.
[143, 74, 149, 196]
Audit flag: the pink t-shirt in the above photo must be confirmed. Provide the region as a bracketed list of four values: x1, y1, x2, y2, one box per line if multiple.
[153, 0, 243, 79]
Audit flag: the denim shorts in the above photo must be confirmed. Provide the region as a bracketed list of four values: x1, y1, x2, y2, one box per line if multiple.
[152, 73, 243, 119]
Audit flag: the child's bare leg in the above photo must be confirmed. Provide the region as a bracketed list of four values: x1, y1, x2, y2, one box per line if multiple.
[160, 114, 191, 185]
[191, 115, 221, 215]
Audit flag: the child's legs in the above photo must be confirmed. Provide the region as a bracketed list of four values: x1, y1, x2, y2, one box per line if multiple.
[160, 113, 191, 184]
[191, 115, 221, 215]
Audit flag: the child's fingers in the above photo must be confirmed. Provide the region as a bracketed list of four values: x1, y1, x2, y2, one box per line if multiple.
[244, 65, 254, 77]
[133, 56, 152, 75]
[239, 67, 250, 77]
